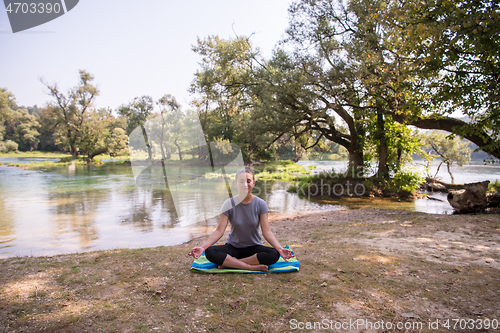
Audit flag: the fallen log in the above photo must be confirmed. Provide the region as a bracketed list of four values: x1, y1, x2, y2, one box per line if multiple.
[427, 195, 446, 202]
[425, 177, 468, 191]
[447, 181, 490, 214]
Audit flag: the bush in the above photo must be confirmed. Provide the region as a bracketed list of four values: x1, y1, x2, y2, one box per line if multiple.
[3, 140, 18, 152]
[488, 179, 500, 193]
[392, 169, 424, 193]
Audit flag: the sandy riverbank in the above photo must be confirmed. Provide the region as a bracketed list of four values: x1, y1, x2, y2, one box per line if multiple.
[1, 208, 499, 332]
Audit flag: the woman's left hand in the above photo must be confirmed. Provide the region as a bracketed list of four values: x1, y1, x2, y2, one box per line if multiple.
[278, 248, 294, 261]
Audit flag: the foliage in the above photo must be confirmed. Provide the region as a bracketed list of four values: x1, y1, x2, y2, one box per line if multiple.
[488, 179, 500, 194]
[389, 0, 500, 159]
[365, 117, 422, 175]
[107, 128, 129, 157]
[390, 169, 425, 193]
[118, 96, 155, 136]
[420, 130, 472, 183]
[155, 94, 186, 161]
[190, 36, 272, 162]
[8, 108, 41, 151]
[0, 88, 41, 151]
[0, 140, 18, 152]
[42, 70, 99, 156]
[0, 88, 16, 142]
[77, 108, 116, 161]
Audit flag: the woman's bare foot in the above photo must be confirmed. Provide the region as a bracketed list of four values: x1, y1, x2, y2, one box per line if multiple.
[218, 264, 268, 272]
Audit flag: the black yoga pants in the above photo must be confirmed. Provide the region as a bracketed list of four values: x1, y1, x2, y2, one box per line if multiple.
[205, 243, 280, 266]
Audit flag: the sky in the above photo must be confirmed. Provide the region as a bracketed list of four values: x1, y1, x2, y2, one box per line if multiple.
[0, 1, 294, 111]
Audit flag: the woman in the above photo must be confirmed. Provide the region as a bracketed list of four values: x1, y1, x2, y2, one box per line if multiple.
[188, 167, 293, 272]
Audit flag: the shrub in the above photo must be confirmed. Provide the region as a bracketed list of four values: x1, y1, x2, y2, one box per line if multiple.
[4, 140, 18, 152]
[392, 169, 424, 193]
[488, 179, 500, 193]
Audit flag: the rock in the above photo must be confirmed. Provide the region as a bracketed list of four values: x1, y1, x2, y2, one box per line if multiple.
[447, 181, 490, 214]
[401, 312, 420, 319]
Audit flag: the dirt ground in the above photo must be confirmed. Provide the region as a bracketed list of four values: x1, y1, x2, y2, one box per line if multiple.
[1, 208, 499, 332]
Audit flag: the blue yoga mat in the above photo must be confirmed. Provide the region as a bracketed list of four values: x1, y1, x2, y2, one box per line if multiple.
[190, 245, 300, 273]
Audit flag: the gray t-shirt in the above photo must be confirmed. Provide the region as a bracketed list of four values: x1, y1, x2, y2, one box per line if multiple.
[220, 196, 270, 248]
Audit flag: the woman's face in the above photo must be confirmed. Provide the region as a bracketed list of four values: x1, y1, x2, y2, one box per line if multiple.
[235, 172, 255, 195]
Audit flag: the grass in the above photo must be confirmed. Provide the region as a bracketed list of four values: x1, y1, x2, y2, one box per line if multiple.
[0, 208, 499, 332]
[0, 151, 70, 158]
[0, 151, 131, 169]
[306, 153, 349, 161]
[205, 160, 316, 182]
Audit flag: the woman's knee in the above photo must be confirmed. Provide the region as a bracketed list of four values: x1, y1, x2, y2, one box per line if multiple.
[257, 248, 280, 265]
[205, 247, 226, 266]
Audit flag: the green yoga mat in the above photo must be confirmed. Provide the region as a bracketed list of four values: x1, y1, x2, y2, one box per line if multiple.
[190, 245, 300, 274]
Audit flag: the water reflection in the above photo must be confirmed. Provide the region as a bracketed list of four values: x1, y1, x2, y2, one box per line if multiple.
[0, 195, 16, 248]
[48, 189, 102, 249]
[118, 189, 179, 231]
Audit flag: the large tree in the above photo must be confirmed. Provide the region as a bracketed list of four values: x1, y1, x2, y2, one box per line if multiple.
[190, 36, 279, 162]
[78, 108, 118, 161]
[387, 0, 500, 159]
[118, 96, 156, 161]
[42, 70, 99, 156]
[0, 88, 15, 142]
[0, 88, 41, 151]
[260, 0, 424, 174]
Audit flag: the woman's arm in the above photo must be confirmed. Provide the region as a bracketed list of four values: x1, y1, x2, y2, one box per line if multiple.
[188, 213, 229, 259]
[260, 213, 294, 260]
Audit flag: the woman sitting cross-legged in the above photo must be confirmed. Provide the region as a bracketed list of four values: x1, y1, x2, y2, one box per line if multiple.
[188, 167, 294, 272]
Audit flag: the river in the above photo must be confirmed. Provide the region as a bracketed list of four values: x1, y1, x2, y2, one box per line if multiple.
[0, 157, 499, 258]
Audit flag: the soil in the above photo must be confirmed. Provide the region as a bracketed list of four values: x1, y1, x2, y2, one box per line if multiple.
[1, 208, 499, 332]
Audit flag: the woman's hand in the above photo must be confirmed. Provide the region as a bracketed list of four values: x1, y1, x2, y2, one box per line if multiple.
[188, 247, 204, 259]
[278, 247, 294, 262]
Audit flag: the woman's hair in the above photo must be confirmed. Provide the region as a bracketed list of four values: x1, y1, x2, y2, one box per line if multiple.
[235, 167, 255, 182]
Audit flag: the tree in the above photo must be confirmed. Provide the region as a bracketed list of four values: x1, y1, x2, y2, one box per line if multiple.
[78, 108, 116, 161]
[37, 106, 60, 151]
[0, 88, 41, 151]
[388, 0, 500, 159]
[107, 128, 129, 157]
[156, 94, 184, 161]
[42, 70, 99, 156]
[0, 88, 17, 142]
[190, 36, 268, 162]
[262, 0, 423, 175]
[118, 96, 155, 161]
[11, 108, 41, 151]
[421, 131, 472, 183]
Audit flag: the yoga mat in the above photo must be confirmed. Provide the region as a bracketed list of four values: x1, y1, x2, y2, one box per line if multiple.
[190, 245, 299, 273]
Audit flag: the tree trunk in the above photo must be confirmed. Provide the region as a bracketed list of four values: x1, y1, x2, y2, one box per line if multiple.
[174, 138, 183, 161]
[434, 162, 443, 178]
[377, 112, 388, 178]
[391, 113, 500, 160]
[348, 149, 364, 178]
[140, 124, 152, 161]
[446, 163, 455, 184]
